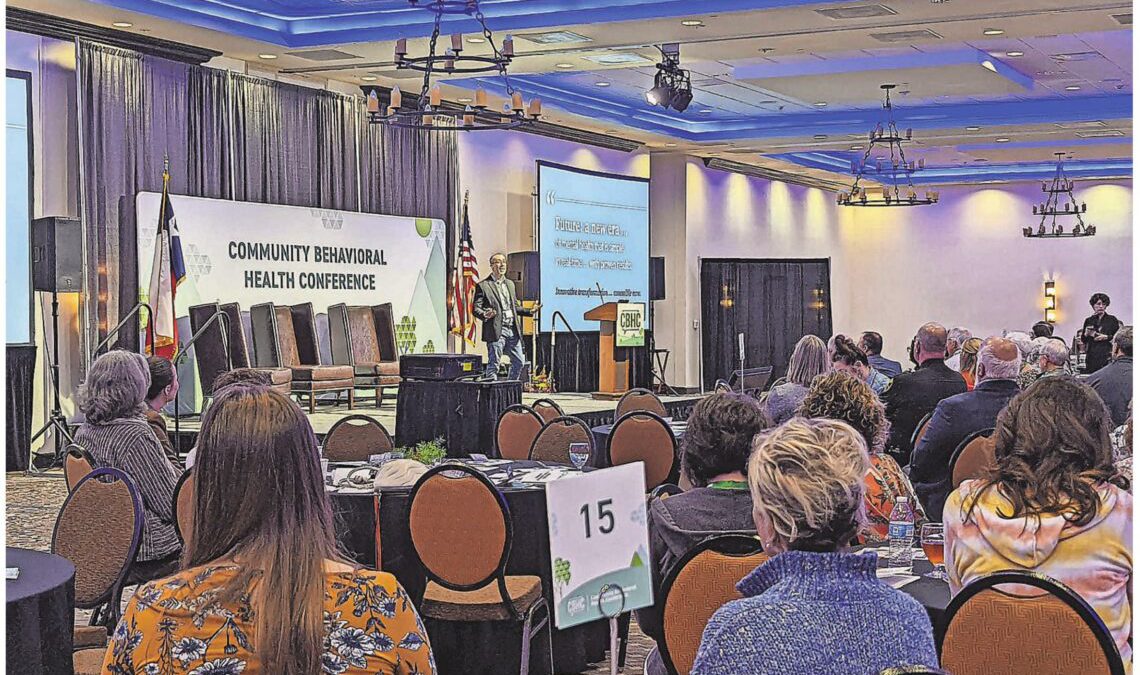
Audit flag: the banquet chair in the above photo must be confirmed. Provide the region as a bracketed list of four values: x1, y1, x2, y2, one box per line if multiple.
[407, 464, 553, 675]
[495, 405, 545, 460]
[52, 468, 143, 673]
[323, 415, 394, 462]
[250, 302, 355, 414]
[528, 415, 594, 465]
[950, 428, 997, 488]
[328, 303, 402, 408]
[658, 534, 768, 675]
[713, 379, 733, 394]
[173, 469, 195, 545]
[615, 387, 669, 421]
[879, 667, 952, 675]
[63, 443, 95, 492]
[910, 411, 934, 451]
[650, 483, 684, 501]
[608, 411, 677, 490]
[531, 398, 565, 424]
[940, 571, 1125, 675]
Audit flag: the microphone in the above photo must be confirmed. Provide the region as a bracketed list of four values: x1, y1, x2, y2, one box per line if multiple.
[596, 282, 606, 303]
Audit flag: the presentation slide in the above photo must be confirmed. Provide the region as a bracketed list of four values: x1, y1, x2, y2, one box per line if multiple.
[537, 161, 650, 332]
[6, 73, 33, 344]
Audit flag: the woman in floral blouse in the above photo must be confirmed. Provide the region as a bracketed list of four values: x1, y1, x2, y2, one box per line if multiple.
[798, 372, 926, 542]
[102, 384, 435, 675]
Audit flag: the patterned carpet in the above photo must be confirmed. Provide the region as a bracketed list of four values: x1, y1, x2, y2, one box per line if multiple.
[6, 473, 655, 674]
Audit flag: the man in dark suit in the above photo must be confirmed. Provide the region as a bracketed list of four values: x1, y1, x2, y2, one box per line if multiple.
[472, 252, 538, 380]
[1086, 326, 1132, 426]
[910, 337, 1022, 520]
[860, 331, 902, 378]
[881, 322, 967, 466]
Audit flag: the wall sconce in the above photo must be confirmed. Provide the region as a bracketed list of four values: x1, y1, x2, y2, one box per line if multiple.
[1044, 281, 1057, 323]
[719, 284, 734, 309]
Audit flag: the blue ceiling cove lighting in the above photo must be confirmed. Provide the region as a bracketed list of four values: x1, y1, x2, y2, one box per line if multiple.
[772, 152, 1131, 185]
[90, 0, 854, 47]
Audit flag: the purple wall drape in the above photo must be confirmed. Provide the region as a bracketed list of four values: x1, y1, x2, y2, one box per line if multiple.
[77, 40, 459, 368]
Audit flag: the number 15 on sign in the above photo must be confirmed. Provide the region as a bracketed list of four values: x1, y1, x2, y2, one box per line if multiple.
[545, 462, 653, 630]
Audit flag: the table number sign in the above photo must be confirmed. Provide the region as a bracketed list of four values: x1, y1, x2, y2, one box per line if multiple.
[545, 462, 653, 629]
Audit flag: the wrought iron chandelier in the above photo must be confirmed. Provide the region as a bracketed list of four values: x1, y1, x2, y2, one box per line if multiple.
[361, 0, 541, 131]
[837, 84, 939, 207]
[1022, 153, 1096, 238]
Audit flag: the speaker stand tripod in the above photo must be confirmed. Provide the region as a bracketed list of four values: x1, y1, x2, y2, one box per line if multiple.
[27, 289, 75, 474]
[648, 301, 678, 396]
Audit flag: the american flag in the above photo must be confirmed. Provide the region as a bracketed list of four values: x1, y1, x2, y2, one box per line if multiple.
[145, 165, 187, 359]
[449, 193, 479, 344]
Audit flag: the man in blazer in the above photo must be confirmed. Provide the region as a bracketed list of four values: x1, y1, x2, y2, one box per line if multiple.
[472, 252, 539, 380]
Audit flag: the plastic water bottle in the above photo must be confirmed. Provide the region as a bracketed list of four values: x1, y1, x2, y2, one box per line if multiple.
[887, 496, 915, 572]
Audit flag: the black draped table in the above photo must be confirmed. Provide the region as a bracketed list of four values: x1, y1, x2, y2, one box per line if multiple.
[329, 460, 608, 674]
[396, 379, 522, 455]
[7, 344, 37, 472]
[6, 547, 76, 675]
[858, 545, 951, 640]
[589, 420, 686, 467]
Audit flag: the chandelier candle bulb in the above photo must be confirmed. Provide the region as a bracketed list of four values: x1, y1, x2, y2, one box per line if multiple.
[463, 106, 475, 126]
[451, 34, 463, 51]
[475, 88, 488, 108]
[366, 91, 380, 114]
[527, 98, 541, 117]
[502, 35, 514, 57]
[390, 86, 402, 109]
[429, 86, 441, 107]
[395, 38, 407, 58]
[511, 91, 524, 111]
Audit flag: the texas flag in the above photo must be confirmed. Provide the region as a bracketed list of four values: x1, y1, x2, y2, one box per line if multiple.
[146, 170, 186, 359]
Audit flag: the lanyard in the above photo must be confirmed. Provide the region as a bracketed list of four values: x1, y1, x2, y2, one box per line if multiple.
[707, 480, 748, 491]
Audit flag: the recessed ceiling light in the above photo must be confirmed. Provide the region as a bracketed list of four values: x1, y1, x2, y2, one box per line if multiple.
[258, 53, 278, 60]
[980, 60, 997, 73]
[467, 37, 486, 43]
[995, 137, 1011, 143]
[665, 142, 678, 147]
[813, 101, 828, 107]
[555, 63, 574, 69]
[594, 81, 611, 87]
[849, 145, 862, 150]
[975, 158, 988, 162]
[112, 21, 133, 28]
[813, 134, 828, 140]
[681, 19, 704, 27]
[699, 109, 713, 114]
[457, 97, 473, 102]
[983, 28, 1005, 36]
[1006, 51, 1024, 57]
[361, 75, 378, 81]
[1065, 85, 1082, 91]
[965, 126, 981, 131]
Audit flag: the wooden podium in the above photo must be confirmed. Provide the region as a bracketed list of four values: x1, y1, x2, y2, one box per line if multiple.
[584, 302, 629, 399]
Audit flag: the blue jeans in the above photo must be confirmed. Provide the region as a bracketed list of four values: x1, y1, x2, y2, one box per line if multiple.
[485, 322, 528, 380]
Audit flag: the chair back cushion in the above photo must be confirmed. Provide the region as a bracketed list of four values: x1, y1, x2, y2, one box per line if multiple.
[289, 303, 321, 366]
[531, 399, 564, 424]
[529, 416, 593, 464]
[64, 444, 95, 492]
[348, 306, 383, 364]
[495, 405, 544, 460]
[173, 470, 195, 545]
[372, 303, 399, 361]
[323, 415, 394, 462]
[608, 412, 676, 489]
[218, 303, 252, 368]
[616, 388, 668, 420]
[662, 535, 767, 675]
[52, 468, 142, 608]
[951, 431, 997, 488]
[941, 572, 1124, 675]
[408, 466, 509, 589]
[189, 302, 229, 396]
[273, 305, 302, 368]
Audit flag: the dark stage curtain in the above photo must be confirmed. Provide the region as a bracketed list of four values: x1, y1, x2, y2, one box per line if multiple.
[6, 345, 37, 471]
[700, 259, 832, 389]
[526, 331, 650, 393]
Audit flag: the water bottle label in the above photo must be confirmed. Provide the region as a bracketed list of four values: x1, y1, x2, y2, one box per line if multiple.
[888, 522, 914, 540]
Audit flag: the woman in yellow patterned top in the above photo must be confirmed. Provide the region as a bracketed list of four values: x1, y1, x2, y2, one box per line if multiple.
[102, 385, 435, 675]
[798, 371, 926, 542]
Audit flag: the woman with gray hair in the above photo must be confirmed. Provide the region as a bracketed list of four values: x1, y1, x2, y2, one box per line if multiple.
[76, 349, 182, 583]
[691, 417, 938, 674]
[764, 334, 829, 424]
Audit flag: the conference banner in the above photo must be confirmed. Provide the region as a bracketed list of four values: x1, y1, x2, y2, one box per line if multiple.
[137, 192, 448, 360]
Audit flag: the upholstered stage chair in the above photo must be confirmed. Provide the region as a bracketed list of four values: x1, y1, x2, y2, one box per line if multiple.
[188, 302, 291, 398]
[608, 411, 677, 490]
[250, 302, 355, 414]
[495, 405, 545, 460]
[218, 302, 292, 394]
[328, 303, 401, 408]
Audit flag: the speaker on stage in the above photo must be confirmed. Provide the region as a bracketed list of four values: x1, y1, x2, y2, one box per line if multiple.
[650, 256, 666, 301]
[507, 251, 540, 301]
[32, 216, 82, 292]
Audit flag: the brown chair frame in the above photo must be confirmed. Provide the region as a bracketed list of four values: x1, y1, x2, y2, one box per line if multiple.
[528, 415, 595, 465]
[530, 398, 565, 423]
[64, 443, 95, 493]
[407, 464, 553, 674]
[495, 404, 545, 460]
[911, 411, 934, 450]
[607, 411, 678, 490]
[322, 414, 395, 462]
[615, 387, 669, 421]
[328, 302, 401, 408]
[940, 570, 1125, 675]
[659, 534, 767, 675]
[173, 469, 194, 545]
[251, 301, 355, 414]
[949, 427, 996, 488]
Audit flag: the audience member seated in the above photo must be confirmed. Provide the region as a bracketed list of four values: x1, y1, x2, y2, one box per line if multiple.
[944, 377, 1131, 664]
[76, 350, 181, 584]
[1086, 326, 1133, 427]
[145, 356, 181, 467]
[944, 326, 972, 371]
[1019, 336, 1071, 389]
[910, 337, 1021, 520]
[831, 335, 891, 395]
[1031, 320, 1055, 338]
[691, 418, 938, 675]
[957, 337, 982, 391]
[639, 392, 771, 675]
[103, 385, 435, 674]
[881, 323, 967, 466]
[860, 331, 902, 378]
[1111, 408, 1132, 487]
[798, 372, 925, 543]
[1015, 337, 1047, 389]
[185, 368, 273, 469]
[764, 335, 828, 424]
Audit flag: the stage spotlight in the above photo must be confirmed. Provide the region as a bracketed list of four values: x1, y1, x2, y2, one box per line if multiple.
[646, 72, 671, 106]
[645, 43, 694, 114]
[670, 87, 693, 112]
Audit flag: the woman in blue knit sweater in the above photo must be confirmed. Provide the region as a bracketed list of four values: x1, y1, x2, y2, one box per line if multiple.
[692, 417, 940, 675]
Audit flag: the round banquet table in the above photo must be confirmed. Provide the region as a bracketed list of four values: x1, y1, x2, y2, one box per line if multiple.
[6, 547, 76, 675]
[857, 546, 951, 641]
[329, 463, 609, 674]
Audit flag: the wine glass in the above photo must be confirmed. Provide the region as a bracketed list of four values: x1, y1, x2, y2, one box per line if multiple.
[920, 523, 947, 580]
[568, 443, 590, 470]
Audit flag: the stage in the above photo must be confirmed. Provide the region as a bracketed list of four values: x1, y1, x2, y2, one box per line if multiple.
[167, 389, 704, 451]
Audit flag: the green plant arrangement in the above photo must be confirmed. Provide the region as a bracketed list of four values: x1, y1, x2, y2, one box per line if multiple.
[404, 437, 447, 465]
